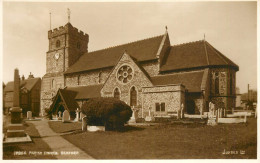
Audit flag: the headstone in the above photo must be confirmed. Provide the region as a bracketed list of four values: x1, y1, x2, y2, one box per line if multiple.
[207, 102, 217, 126]
[58, 111, 62, 120]
[145, 107, 155, 122]
[177, 110, 180, 119]
[82, 116, 87, 131]
[80, 112, 86, 121]
[27, 111, 32, 120]
[74, 108, 80, 122]
[180, 103, 184, 119]
[244, 114, 247, 123]
[62, 110, 70, 123]
[129, 106, 139, 123]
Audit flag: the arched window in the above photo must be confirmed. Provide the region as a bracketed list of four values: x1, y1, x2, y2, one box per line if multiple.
[215, 72, 219, 95]
[114, 88, 120, 100]
[56, 40, 60, 48]
[130, 87, 137, 106]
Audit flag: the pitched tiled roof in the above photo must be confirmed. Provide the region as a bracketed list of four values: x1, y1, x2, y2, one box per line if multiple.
[59, 89, 79, 111]
[151, 71, 205, 92]
[4, 78, 41, 92]
[66, 84, 103, 99]
[160, 40, 239, 72]
[65, 35, 164, 74]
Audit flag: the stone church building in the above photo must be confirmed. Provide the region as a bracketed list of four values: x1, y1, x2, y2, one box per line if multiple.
[41, 22, 239, 118]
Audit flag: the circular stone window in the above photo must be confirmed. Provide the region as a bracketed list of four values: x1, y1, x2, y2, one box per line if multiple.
[117, 65, 134, 84]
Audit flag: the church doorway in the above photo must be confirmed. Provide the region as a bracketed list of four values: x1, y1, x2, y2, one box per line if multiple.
[187, 100, 195, 114]
[130, 87, 137, 107]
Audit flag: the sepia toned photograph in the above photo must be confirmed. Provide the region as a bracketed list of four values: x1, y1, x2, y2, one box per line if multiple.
[1, 0, 257, 160]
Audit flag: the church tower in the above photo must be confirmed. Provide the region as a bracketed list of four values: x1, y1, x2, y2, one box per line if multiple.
[40, 22, 89, 116]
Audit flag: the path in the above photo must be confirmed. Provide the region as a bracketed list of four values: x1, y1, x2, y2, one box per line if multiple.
[29, 119, 94, 159]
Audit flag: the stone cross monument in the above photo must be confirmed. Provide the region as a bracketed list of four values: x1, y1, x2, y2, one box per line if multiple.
[10, 68, 23, 123]
[4, 69, 32, 143]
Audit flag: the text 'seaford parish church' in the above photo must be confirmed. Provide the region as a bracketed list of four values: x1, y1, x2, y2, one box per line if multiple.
[41, 22, 239, 118]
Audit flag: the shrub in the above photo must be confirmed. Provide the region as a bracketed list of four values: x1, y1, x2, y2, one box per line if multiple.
[81, 97, 132, 131]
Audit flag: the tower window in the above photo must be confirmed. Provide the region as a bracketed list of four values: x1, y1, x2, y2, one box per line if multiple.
[77, 42, 81, 49]
[56, 40, 60, 48]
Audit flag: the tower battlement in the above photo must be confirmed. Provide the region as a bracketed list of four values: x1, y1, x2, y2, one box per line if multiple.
[48, 23, 89, 40]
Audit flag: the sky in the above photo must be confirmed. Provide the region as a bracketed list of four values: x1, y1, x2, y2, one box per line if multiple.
[2, 1, 257, 94]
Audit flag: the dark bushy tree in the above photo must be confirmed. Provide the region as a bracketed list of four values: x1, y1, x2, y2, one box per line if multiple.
[81, 97, 132, 131]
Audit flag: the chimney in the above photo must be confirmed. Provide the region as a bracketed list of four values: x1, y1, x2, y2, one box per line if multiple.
[28, 72, 34, 79]
[21, 75, 25, 81]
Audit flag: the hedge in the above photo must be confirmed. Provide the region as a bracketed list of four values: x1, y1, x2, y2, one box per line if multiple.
[81, 97, 132, 131]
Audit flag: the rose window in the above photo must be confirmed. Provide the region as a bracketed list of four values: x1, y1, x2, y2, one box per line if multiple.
[117, 65, 133, 84]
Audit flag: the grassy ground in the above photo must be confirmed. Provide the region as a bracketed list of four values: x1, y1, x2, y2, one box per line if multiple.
[3, 117, 56, 159]
[49, 118, 257, 159]
[48, 121, 82, 133]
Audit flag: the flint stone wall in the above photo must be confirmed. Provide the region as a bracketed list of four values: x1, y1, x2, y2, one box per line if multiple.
[65, 68, 111, 87]
[142, 85, 185, 117]
[101, 53, 153, 110]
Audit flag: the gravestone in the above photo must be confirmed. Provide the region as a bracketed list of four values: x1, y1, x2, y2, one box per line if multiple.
[207, 102, 217, 126]
[80, 112, 86, 121]
[62, 110, 70, 123]
[244, 114, 247, 123]
[74, 108, 80, 122]
[177, 110, 180, 119]
[180, 103, 184, 119]
[82, 116, 87, 131]
[145, 107, 155, 122]
[129, 106, 139, 123]
[27, 111, 32, 120]
[58, 111, 62, 120]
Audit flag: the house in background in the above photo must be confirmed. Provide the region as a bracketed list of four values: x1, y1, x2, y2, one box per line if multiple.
[3, 73, 41, 116]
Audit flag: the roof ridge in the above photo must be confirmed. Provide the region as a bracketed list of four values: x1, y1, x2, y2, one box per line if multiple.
[172, 40, 204, 47]
[203, 40, 210, 65]
[88, 34, 165, 54]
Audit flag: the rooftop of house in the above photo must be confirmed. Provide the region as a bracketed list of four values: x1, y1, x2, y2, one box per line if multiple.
[4, 77, 41, 92]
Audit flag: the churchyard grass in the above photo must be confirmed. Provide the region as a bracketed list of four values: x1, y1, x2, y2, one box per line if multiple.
[48, 121, 82, 133]
[52, 117, 257, 159]
[3, 119, 56, 159]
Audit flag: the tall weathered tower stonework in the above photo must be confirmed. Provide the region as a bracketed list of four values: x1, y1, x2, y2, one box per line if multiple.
[40, 23, 89, 115]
